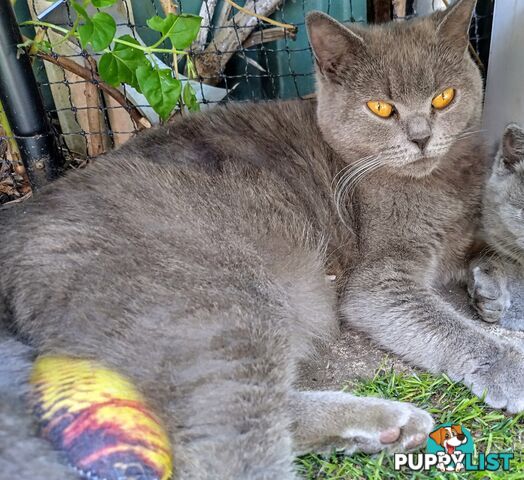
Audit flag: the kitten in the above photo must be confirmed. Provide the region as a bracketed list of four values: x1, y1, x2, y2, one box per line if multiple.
[1, 0, 523, 477]
[469, 124, 524, 330]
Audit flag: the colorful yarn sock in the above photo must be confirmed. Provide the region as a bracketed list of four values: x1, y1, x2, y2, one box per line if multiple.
[30, 356, 173, 480]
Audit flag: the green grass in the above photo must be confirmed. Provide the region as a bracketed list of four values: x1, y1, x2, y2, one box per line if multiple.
[296, 363, 524, 479]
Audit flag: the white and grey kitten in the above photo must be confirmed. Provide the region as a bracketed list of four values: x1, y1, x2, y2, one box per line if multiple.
[469, 124, 524, 330]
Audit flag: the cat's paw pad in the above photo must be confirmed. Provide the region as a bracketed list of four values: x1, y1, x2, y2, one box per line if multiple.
[30, 356, 173, 480]
[468, 265, 510, 323]
[341, 400, 434, 454]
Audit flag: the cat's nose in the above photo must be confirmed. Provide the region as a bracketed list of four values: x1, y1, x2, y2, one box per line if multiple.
[411, 135, 430, 152]
[406, 115, 431, 152]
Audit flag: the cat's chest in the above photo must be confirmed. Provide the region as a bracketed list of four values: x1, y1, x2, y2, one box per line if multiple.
[357, 175, 476, 256]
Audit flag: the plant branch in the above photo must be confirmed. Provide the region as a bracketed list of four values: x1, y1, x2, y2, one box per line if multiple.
[83, 57, 107, 156]
[35, 51, 151, 130]
[195, 0, 291, 84]
[243, 26, 295, 48]
[216, 0, 233, 27]
[223, 0, 294, 31]
[193, 0, 218, 52]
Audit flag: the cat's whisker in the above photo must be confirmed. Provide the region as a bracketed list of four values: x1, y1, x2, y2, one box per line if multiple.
[331, 154, 381, 193]
[345, 166, 383, 200]
[341, 159, 383, 202]
[342, 167, 376, 201]
[332, 154, 376, 191]
[489, 237, 524, 264]
[332, 145, 401, 189]
[337, 158, 381, 197]
[331, 145, 412, 227]
[445, 128, 487, 137]
[333, 156, 384, 228]
[445, 129, 487, 142]
[334, 155, 379, 193]
[475, 245, 495, 264]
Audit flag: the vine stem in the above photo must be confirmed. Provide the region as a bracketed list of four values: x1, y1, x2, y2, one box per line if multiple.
[52, 15, 81, 48]
[0, 100, 31, 189]
[0, 101, 22, 161]
[20, 20, 190, 56]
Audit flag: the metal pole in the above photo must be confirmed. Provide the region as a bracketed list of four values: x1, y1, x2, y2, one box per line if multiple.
[0, 0, 63, 189]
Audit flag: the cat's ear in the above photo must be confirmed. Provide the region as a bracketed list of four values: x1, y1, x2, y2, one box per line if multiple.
[434, 0, 476, 53]
[501, 124, 524, 170]
[306, 11, 365, 82]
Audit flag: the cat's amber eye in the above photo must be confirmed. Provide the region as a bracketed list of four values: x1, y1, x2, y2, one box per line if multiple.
[432, 88, 455, 110]
[366, 101, 394, 118]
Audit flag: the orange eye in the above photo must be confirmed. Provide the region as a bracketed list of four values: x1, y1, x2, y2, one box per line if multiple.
[367, 101, 394, 118]
[432, 88, 455, 110]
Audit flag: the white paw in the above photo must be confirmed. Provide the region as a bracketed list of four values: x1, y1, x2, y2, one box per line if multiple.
[340, 399, 434, 454]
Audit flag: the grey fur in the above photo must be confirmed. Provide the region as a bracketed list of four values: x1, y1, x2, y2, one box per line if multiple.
[2, 0, 521, 477]
[0, 329, 77, 479]
[311, 0, 524, 413]
[469, 124, 524, 330]
[0, 99, 433, 480]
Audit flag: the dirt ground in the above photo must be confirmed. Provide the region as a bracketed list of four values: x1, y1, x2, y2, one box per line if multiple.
[297, 286, 524, 392]
[297, 325, 415, 391]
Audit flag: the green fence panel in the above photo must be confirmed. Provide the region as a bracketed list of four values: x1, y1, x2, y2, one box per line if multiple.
[131, 0, 367, 101]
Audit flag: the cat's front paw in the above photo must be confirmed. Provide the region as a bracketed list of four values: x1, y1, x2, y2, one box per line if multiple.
[468, 264, 510, 323]
[340, 399, 434, 455]
[463, 346, 524, 413]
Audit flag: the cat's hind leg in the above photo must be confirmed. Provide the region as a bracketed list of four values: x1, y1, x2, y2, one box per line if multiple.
[289, 391, 433, 456]
[156, 305, 303, 480]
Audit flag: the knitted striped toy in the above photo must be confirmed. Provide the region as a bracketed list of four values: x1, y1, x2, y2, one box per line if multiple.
[30, 356, 173, 480]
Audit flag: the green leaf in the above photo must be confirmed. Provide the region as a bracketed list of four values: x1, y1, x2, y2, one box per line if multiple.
[170, 15, 202, 49]
[146, 14, 175, 37]
[78, 12, 116, 51]
[182, 82, 200, 112]
[99, 35, 148, 90]
[92, 0, 118, 7]
[72, 1, 90, 20]
[146, 13, 202, 50]
[136, 66, 182, 120]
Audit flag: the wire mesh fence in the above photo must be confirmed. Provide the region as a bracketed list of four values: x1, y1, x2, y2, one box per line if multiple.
[0, 0, 494, 204]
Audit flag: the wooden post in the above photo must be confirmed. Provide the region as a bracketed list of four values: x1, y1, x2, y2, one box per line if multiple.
[368, 0, 392, 23]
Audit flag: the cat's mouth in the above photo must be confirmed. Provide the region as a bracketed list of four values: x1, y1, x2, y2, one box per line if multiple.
[401, 154, 442, 178]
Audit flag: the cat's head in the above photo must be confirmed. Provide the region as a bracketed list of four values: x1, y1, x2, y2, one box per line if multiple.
[483, 124, 524, 258]
[306, 0, 483, 178]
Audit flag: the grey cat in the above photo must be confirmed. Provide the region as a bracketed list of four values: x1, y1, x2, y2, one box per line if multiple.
[1, 0, 523, 478]
[468, 124, 524, 330]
